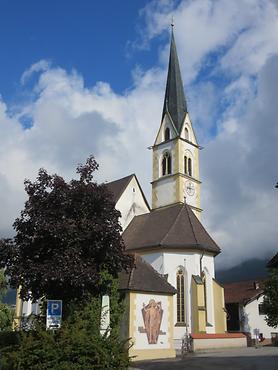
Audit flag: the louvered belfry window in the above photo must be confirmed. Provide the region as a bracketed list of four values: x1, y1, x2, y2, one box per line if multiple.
[176, 269, 185, 323]
[162, 152, 172, 176]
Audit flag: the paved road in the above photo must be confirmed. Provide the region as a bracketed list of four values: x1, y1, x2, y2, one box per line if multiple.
[130, 347, 278, 370]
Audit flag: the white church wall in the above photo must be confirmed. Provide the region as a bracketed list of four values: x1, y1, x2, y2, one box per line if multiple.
[242, 295, 278, 340]
[141, 250, 217, 343]
[140, 252, 164, 275]
[116, 176, 149, 231]
[202, 254, 215, 279]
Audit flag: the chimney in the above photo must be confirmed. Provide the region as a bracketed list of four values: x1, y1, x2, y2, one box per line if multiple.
[254, 281, 260, 290]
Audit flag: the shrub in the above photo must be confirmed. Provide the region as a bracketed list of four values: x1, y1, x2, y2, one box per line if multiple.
[1, 290, 130, 369]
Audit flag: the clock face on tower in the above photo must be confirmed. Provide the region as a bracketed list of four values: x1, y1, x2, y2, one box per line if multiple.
[185, 180, 195, 196]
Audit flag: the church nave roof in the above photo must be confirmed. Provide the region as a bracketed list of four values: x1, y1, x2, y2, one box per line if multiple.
[122, 203, 220, 255]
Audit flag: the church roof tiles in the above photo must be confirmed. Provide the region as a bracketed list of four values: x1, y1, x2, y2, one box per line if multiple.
[118, 254, 176, 295]
[122, 203, 220, 255]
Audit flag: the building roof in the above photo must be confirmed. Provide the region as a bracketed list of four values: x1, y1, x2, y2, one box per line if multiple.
[122, 203, 220, 255]
[105, 174, 134, 204]
[118, 254, 176, 295]
[162, 29, 187, 134]
[105, 173, 150, 211]
[267, 253, 278, 268]
[223, 279, 265, 305]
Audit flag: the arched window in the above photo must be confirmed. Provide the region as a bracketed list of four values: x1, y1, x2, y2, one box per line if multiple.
[184, 127, 189, 140]
[176, 269, 185, 323]
[162, 152, 172, 176]
[184, 156, 187, 174]
[188, 158, 192, 177]
[165, 127, 170, 141]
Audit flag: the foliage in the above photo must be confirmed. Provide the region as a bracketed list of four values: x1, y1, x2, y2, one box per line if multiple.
[263, 268, 278, 328]
[1, 289, 131, 370]
[0, 269, 8, 300]
[0, 270, 13, 331]
[0, 156, 133, 304]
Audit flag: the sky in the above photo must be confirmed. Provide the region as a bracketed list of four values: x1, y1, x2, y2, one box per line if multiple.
[1, 0, 278, 269]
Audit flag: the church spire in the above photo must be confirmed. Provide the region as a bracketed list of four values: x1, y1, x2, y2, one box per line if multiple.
[162, 28, 187, 134]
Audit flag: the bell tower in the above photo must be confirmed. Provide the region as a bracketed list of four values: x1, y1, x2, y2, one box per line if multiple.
[151, 27, 202, 218]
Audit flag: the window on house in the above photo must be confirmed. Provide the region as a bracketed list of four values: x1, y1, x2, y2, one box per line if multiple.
[258, 304, 266, 315]
[176, 269, 185, 323]
[165, 127, 170, 141]
[188, 158, 192, 176]
[184, 127, 189, 140]
[162, 152, 172, 176]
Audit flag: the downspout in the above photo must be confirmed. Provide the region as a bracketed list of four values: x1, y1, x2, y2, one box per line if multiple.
[199, 248, 205, 276]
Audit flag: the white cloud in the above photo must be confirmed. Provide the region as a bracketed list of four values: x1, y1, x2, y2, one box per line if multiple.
[1, 0, 278, 269]
[20, 60, 51, 85]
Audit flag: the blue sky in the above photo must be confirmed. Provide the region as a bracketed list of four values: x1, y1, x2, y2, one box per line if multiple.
[1, 0, 278, 268]
[1, 0, 159, 101]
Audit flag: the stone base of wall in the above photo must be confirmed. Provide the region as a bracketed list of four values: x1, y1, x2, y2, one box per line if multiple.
[130, 348, 176, 361]
[191, 333, 247, 351]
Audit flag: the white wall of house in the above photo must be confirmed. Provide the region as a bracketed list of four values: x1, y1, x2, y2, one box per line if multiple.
[242, 295, 278, 339]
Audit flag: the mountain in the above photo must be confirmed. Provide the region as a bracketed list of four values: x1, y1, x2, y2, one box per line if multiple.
[215, 258, 269, 283]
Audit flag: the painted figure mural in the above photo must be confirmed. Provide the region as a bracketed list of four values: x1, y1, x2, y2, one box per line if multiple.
[142, 299, 163, 344]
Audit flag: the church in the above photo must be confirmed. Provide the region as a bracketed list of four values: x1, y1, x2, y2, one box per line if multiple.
[15, 29, 248, 361]
[105, 29, 236, 359]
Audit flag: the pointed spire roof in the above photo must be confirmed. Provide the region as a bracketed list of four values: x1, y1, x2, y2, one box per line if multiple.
[162, 28, 187, 134]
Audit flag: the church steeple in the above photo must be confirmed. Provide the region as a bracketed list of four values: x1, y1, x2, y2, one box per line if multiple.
[162, 29, 187, 134]
[151, 27, 202, 218]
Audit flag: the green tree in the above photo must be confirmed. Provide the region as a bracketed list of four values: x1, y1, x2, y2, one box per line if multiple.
[0, 270, 13, 331]
[263, 268, 278, 328]
[0, 156, 133, 306]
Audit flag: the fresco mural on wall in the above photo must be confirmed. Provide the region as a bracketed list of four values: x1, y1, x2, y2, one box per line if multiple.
[141, 299, 163, 344]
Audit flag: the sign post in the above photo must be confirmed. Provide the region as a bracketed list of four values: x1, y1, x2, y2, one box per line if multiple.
[46, 300, 62, 330]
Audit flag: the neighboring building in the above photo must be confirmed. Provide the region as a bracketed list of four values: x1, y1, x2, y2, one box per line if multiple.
[224, 280, 278, 343]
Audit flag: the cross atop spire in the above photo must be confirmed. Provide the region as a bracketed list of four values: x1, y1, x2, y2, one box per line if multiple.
[162, 27, 187, 134]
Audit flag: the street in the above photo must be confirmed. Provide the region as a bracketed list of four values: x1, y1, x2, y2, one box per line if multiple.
[131, 347, 278, 370]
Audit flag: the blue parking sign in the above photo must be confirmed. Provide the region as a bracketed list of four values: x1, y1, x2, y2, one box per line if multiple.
[47, 300, 62, 329]
[47, 300, 62, 316]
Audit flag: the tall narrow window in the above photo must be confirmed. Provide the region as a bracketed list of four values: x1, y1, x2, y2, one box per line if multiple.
[177, 269, 185, 323]
[162, 152, 172, 176]
[184, 127, 189, 140]
[188, 158, 192, 176]
[165, 127, 170, 141]
[162, 156, 167, 176]
[167, 154, 172, 174]
[184, 156, 187, 174]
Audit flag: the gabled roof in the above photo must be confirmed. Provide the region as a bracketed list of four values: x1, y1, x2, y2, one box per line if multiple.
[162, 29, 187, 134]
[118, 254, 176, 295]
[122, 203, 220, 255]
[267, 253, 278, 268]
[223, 280, 265, 305]
[105, 174, 134, 204]
[105, 173, 150, 210]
